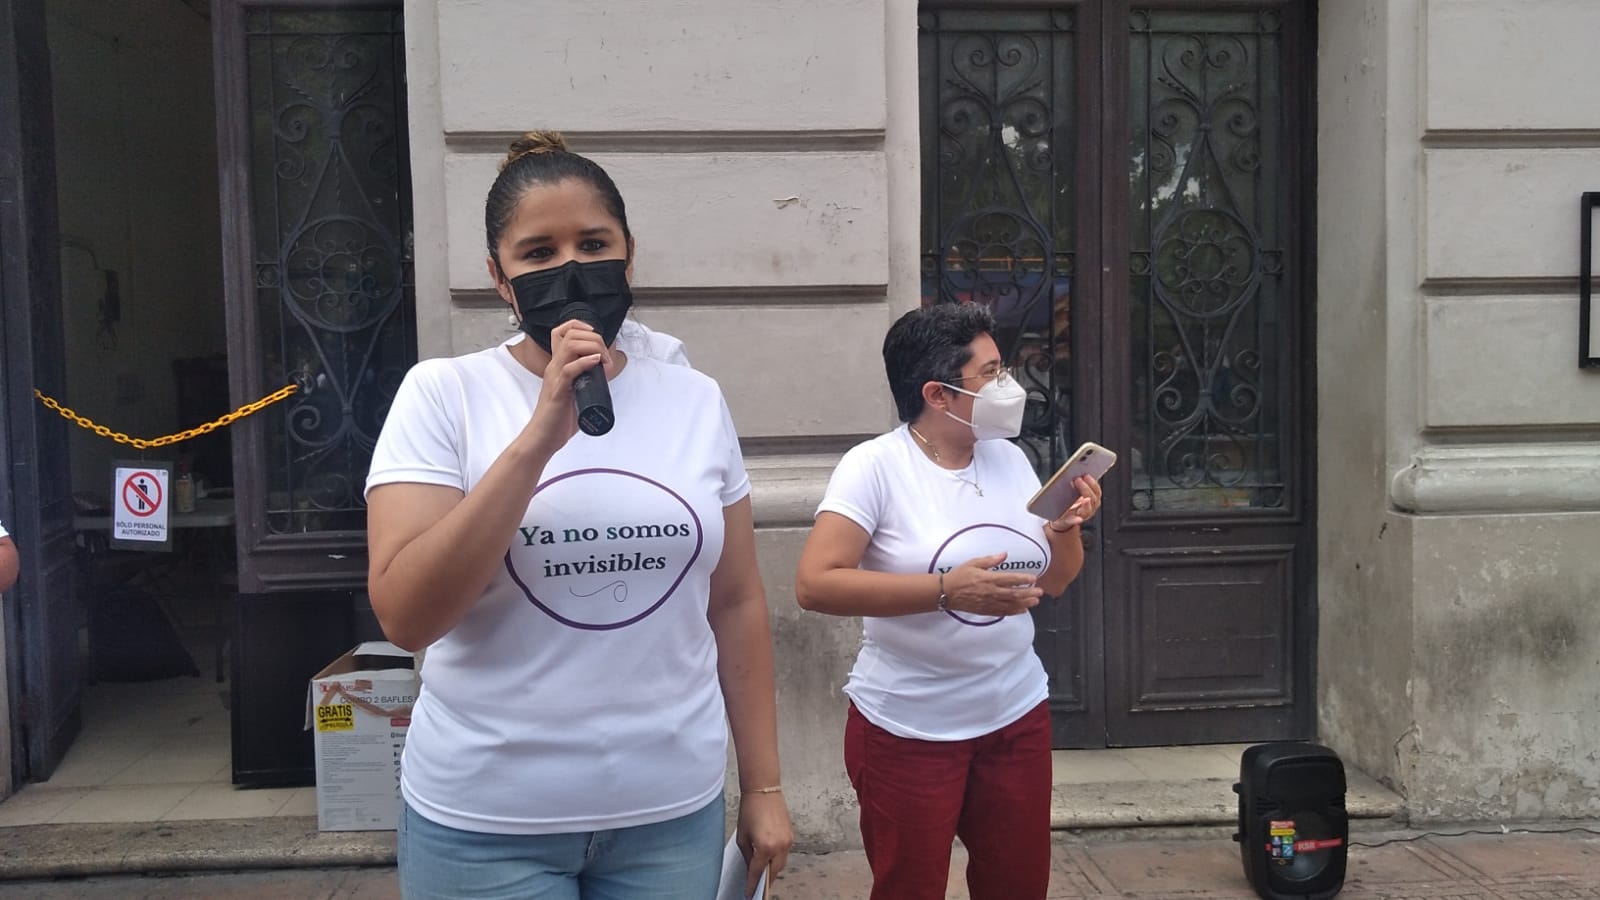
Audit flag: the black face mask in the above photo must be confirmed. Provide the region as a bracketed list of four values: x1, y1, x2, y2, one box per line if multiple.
[508, 259, 633, 353]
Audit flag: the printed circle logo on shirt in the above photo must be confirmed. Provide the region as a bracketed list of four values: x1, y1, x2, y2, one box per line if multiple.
[928, 523, 1049, 627]
[505, 468, 704, 631]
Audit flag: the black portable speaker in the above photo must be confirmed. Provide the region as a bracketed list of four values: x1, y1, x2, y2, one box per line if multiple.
[1232, 742, 1348, 900]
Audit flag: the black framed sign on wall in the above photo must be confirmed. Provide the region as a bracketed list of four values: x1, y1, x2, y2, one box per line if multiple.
[1582, 191, 1600, 368]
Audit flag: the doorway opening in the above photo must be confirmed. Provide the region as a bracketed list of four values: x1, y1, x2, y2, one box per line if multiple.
[2, 0, 417, 825]
[0, 0, 275, 826]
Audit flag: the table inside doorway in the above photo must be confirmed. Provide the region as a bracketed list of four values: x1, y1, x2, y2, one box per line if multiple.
[73, 497, 238, 682]
[73, 496, 237, 533]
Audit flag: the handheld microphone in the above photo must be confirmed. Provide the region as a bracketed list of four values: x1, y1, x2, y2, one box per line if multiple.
[560, 302, 615, 436]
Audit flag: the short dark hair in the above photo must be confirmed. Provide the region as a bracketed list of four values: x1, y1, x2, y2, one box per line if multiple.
[882, 303, 996, 422]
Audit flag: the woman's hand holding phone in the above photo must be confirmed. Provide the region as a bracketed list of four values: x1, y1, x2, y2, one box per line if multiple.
[1046, 476, 1103, 533]
[1028, 442, 1116, 525]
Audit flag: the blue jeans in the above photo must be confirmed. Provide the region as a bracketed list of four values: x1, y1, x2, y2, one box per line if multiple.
[397, 795, 725, 900]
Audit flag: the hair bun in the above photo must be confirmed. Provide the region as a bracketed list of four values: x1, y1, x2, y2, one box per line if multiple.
[501, 131, 569, 171]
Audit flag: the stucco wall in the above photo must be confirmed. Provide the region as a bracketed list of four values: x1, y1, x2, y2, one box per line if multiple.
[1314, 0, 1417, 794]
[1409, 513, 1600, 820]
[1321, 0, 1600, 822]
[405, 0, 922, 848]
[1400, 0, 1600, 821]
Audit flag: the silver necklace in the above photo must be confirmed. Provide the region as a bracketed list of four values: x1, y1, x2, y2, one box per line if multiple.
[909, 426, 982, 496]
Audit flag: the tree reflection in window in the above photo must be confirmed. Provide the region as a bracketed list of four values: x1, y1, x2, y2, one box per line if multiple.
[1128, 10, 1288, 512]
[919, 9, 1077, 476]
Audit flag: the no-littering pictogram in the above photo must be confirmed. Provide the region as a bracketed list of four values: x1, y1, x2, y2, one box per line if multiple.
[121, 471, 163, 518]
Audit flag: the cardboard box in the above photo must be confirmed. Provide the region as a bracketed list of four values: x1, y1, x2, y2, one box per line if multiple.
[305, 641, 419, 831]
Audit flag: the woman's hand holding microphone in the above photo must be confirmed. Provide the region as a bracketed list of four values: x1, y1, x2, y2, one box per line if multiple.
[523, 319, 610, 451]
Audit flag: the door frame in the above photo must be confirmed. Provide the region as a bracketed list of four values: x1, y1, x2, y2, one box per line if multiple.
[210, 0, 417, 785]
[919, 0, 1318, 747]
[0, 0, 82, 782]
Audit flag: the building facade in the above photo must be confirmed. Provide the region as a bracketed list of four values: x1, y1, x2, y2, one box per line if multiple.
[2, 0, 1597, 849]
[402, 0, 1600, 843]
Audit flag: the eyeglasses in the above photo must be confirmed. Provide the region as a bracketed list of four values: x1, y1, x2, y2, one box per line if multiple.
[950, 366, 1013, 386]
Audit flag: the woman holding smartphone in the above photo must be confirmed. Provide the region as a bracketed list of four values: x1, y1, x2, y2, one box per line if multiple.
[793, 302, 1101, 900]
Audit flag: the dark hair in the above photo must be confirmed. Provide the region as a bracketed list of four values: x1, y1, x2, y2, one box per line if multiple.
[484, 130, 632, 266]
[882, 302, 996, 422]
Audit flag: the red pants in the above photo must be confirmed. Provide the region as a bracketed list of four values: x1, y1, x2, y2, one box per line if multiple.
[844, 701, 1052, 900]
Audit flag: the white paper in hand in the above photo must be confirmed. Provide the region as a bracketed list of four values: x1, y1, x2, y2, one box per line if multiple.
[715, 835, 769, 900]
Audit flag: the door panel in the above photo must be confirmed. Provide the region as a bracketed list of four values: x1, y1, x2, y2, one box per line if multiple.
[19, 543, 80, 773]
[920, 0, 1314, 747]
[0, 0, 81, 780]
[1113, 545, 1299, 744]
[213, 1, 416, 595]
[230, 589, 354, 786]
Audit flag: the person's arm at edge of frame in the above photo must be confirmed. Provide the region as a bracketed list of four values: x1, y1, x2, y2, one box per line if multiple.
[0, 535, 17, 594]
[707, 495, 793, 895]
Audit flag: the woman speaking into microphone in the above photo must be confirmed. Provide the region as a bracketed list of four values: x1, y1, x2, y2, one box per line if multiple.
[365, 131, 791, 900]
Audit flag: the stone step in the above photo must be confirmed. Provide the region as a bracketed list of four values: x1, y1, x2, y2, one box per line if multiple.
[0, 818, 390, 881]
[1050, 769, 1407, 832]
[0, 774, 1407, 881]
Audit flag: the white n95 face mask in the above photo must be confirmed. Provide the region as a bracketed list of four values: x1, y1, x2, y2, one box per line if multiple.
[942, 372, 1026, 440]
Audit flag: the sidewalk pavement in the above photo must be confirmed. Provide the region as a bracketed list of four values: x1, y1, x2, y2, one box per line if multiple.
[0, 827, 1597, 899]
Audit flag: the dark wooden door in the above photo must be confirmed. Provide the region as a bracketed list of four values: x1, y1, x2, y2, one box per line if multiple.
[0, 0, 82, 780]
[920, 0, 1314, 747]
[1101, 1, 1315, 745]
[213, 0, 416, 595]
[212, 1, 416, 784]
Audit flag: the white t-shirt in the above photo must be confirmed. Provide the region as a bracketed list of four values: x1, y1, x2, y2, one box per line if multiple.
[498, 320, 690, 368]
[615, 319, 691, 367]
[816, 426, 1051, 741]
[366, 340, 749, 835]
[0, 521, 8, 539]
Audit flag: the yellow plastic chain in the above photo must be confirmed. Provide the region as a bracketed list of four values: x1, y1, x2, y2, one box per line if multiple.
[33, 384, 299, 451]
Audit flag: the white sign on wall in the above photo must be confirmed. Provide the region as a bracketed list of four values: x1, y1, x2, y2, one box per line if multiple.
[110, 461, 173, 552]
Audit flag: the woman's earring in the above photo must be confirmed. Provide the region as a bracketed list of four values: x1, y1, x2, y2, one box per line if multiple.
[507, 310, 519, 330]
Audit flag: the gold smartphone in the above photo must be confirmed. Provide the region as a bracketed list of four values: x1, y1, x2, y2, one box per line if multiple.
[1026, 441, 1117, 520]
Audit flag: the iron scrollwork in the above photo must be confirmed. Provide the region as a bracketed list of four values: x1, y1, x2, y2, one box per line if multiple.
[920, 10, 1076, 476]
[249, 11, 415, 534]
[1130, 12, 1286, 512]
